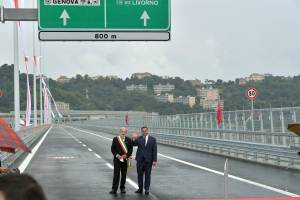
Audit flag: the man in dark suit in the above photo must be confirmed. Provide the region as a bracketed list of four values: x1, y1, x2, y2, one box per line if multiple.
[132, 126, 157, 195]
[110, 127, 133, 195]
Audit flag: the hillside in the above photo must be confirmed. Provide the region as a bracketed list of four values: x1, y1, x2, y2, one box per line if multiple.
[1, 64, 300, 114]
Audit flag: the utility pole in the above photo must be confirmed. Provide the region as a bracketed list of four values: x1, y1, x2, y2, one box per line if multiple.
[13, 21, 20, 131]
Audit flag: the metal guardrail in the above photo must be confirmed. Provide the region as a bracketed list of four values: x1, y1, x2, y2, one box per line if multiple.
[155, 133, 300, 169]
[0, 125, 50, 168]
[77, 123, 300, 170]
[65, 106, 300, 170]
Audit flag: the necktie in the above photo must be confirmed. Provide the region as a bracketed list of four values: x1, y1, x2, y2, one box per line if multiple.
[143, 136, 146, 147]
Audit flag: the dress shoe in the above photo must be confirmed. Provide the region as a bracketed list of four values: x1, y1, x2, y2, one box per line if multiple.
[109, 190, 117, 195]
[135, 189, 143, 194]
[145, 191, 149, 195]
[120, 189, 126, 194]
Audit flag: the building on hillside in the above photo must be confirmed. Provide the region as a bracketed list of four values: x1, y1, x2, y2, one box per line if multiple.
[189, 79, 202, 87]
[239, 78, 247, 85]
[200, 99, 224, 110]
[153, 83, 175, 94]
[246, 73, 265, 81]
[126, 84, 148, 92]
[155, 94, 174, 103]
[173, 96, 196, 108]
[197, 87, 219, 100]
[56, 76, 70, 83]
[132, 72, 152, 79]
[197, 87, 224, 110]
[56, 101, 70, 113]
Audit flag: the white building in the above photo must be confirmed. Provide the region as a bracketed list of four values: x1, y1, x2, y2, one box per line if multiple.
[197, 87, 224, 110]
[132, 72, 152, 79]
[153, 83, 175, 94]
[56, 76, 70, 83]
[197, 87, 219, 101]
[200, 99, 224, 110]
[126, 84, 148, 92]
[245, 73, 265, 82]
[155, 94, 174, 103]
[174, 96, 196, 108]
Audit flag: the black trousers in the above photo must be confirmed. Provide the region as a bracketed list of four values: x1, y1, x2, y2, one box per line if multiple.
[136, 159, 152, 191]
[112, 159, 128, 191]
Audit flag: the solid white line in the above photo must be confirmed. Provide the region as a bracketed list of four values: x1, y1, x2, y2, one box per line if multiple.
[19, 126, 53, 173]
[65, 125, 300, 197]
[87, 148, 93, 152]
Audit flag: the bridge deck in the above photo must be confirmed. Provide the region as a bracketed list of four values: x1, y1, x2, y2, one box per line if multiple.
[21, 124, 300, 200]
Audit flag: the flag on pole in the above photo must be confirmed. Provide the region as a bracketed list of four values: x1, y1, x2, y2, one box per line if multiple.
[43, 86, 50, 124]
[24, 56, 31, 127]
[13, 0, 19, 8]
[216, 97, 223, 127]
[125, 112, 129, 126]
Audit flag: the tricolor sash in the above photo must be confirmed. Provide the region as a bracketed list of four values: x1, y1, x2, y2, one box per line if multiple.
[117, 136, 128, 161]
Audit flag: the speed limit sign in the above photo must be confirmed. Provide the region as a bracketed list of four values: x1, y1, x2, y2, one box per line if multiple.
[246, 88, 258, 100]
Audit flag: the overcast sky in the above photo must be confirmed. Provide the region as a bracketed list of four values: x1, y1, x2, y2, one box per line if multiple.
[1, 0, 300, 81]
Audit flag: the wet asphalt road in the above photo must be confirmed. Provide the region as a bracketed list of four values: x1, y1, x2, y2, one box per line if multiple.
[23, 124, 300, 200]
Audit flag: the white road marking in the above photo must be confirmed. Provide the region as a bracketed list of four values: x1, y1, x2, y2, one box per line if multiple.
[65, 125, 300, 197]
[126, 178, 139, 189]
[66, 125, 112, 141]
[62, 126, 140, 190]
[158, 154, 299, 197]
[94, 153, 102, 159]
[106, 163, 113, 169]
[19, 126, 53, 173]
[87, 148, 93, 152]
[105, 162, 138, 189]
[82, 144, 87, 147]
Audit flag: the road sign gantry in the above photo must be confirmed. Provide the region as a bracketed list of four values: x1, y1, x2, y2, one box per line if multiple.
[38, 0, 171, 41]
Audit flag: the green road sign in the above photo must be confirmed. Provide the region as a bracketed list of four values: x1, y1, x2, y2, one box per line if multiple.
[38, 0, 170, 31]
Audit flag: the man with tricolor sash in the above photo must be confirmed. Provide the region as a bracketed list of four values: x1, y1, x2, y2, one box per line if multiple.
[110, 127, 133, 195]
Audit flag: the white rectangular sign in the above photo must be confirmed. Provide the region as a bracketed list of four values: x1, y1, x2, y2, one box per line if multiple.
[39, 31, 170, 41]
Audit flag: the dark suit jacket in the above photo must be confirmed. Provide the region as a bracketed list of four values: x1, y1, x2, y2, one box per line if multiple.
[111, 136, 133, 160]
[133, 135, 157, 163]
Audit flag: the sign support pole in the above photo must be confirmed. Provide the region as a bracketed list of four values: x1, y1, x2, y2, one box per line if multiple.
[224, 158, 229, 200]
[13, 21, 20, 131]
[251, 99, 254, 131]
[33, 0, 37, 127]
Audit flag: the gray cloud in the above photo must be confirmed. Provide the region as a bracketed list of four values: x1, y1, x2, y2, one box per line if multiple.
[0, 0, 300, 81]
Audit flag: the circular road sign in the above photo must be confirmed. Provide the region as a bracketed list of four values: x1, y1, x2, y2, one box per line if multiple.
[246, 88, 258, 100]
